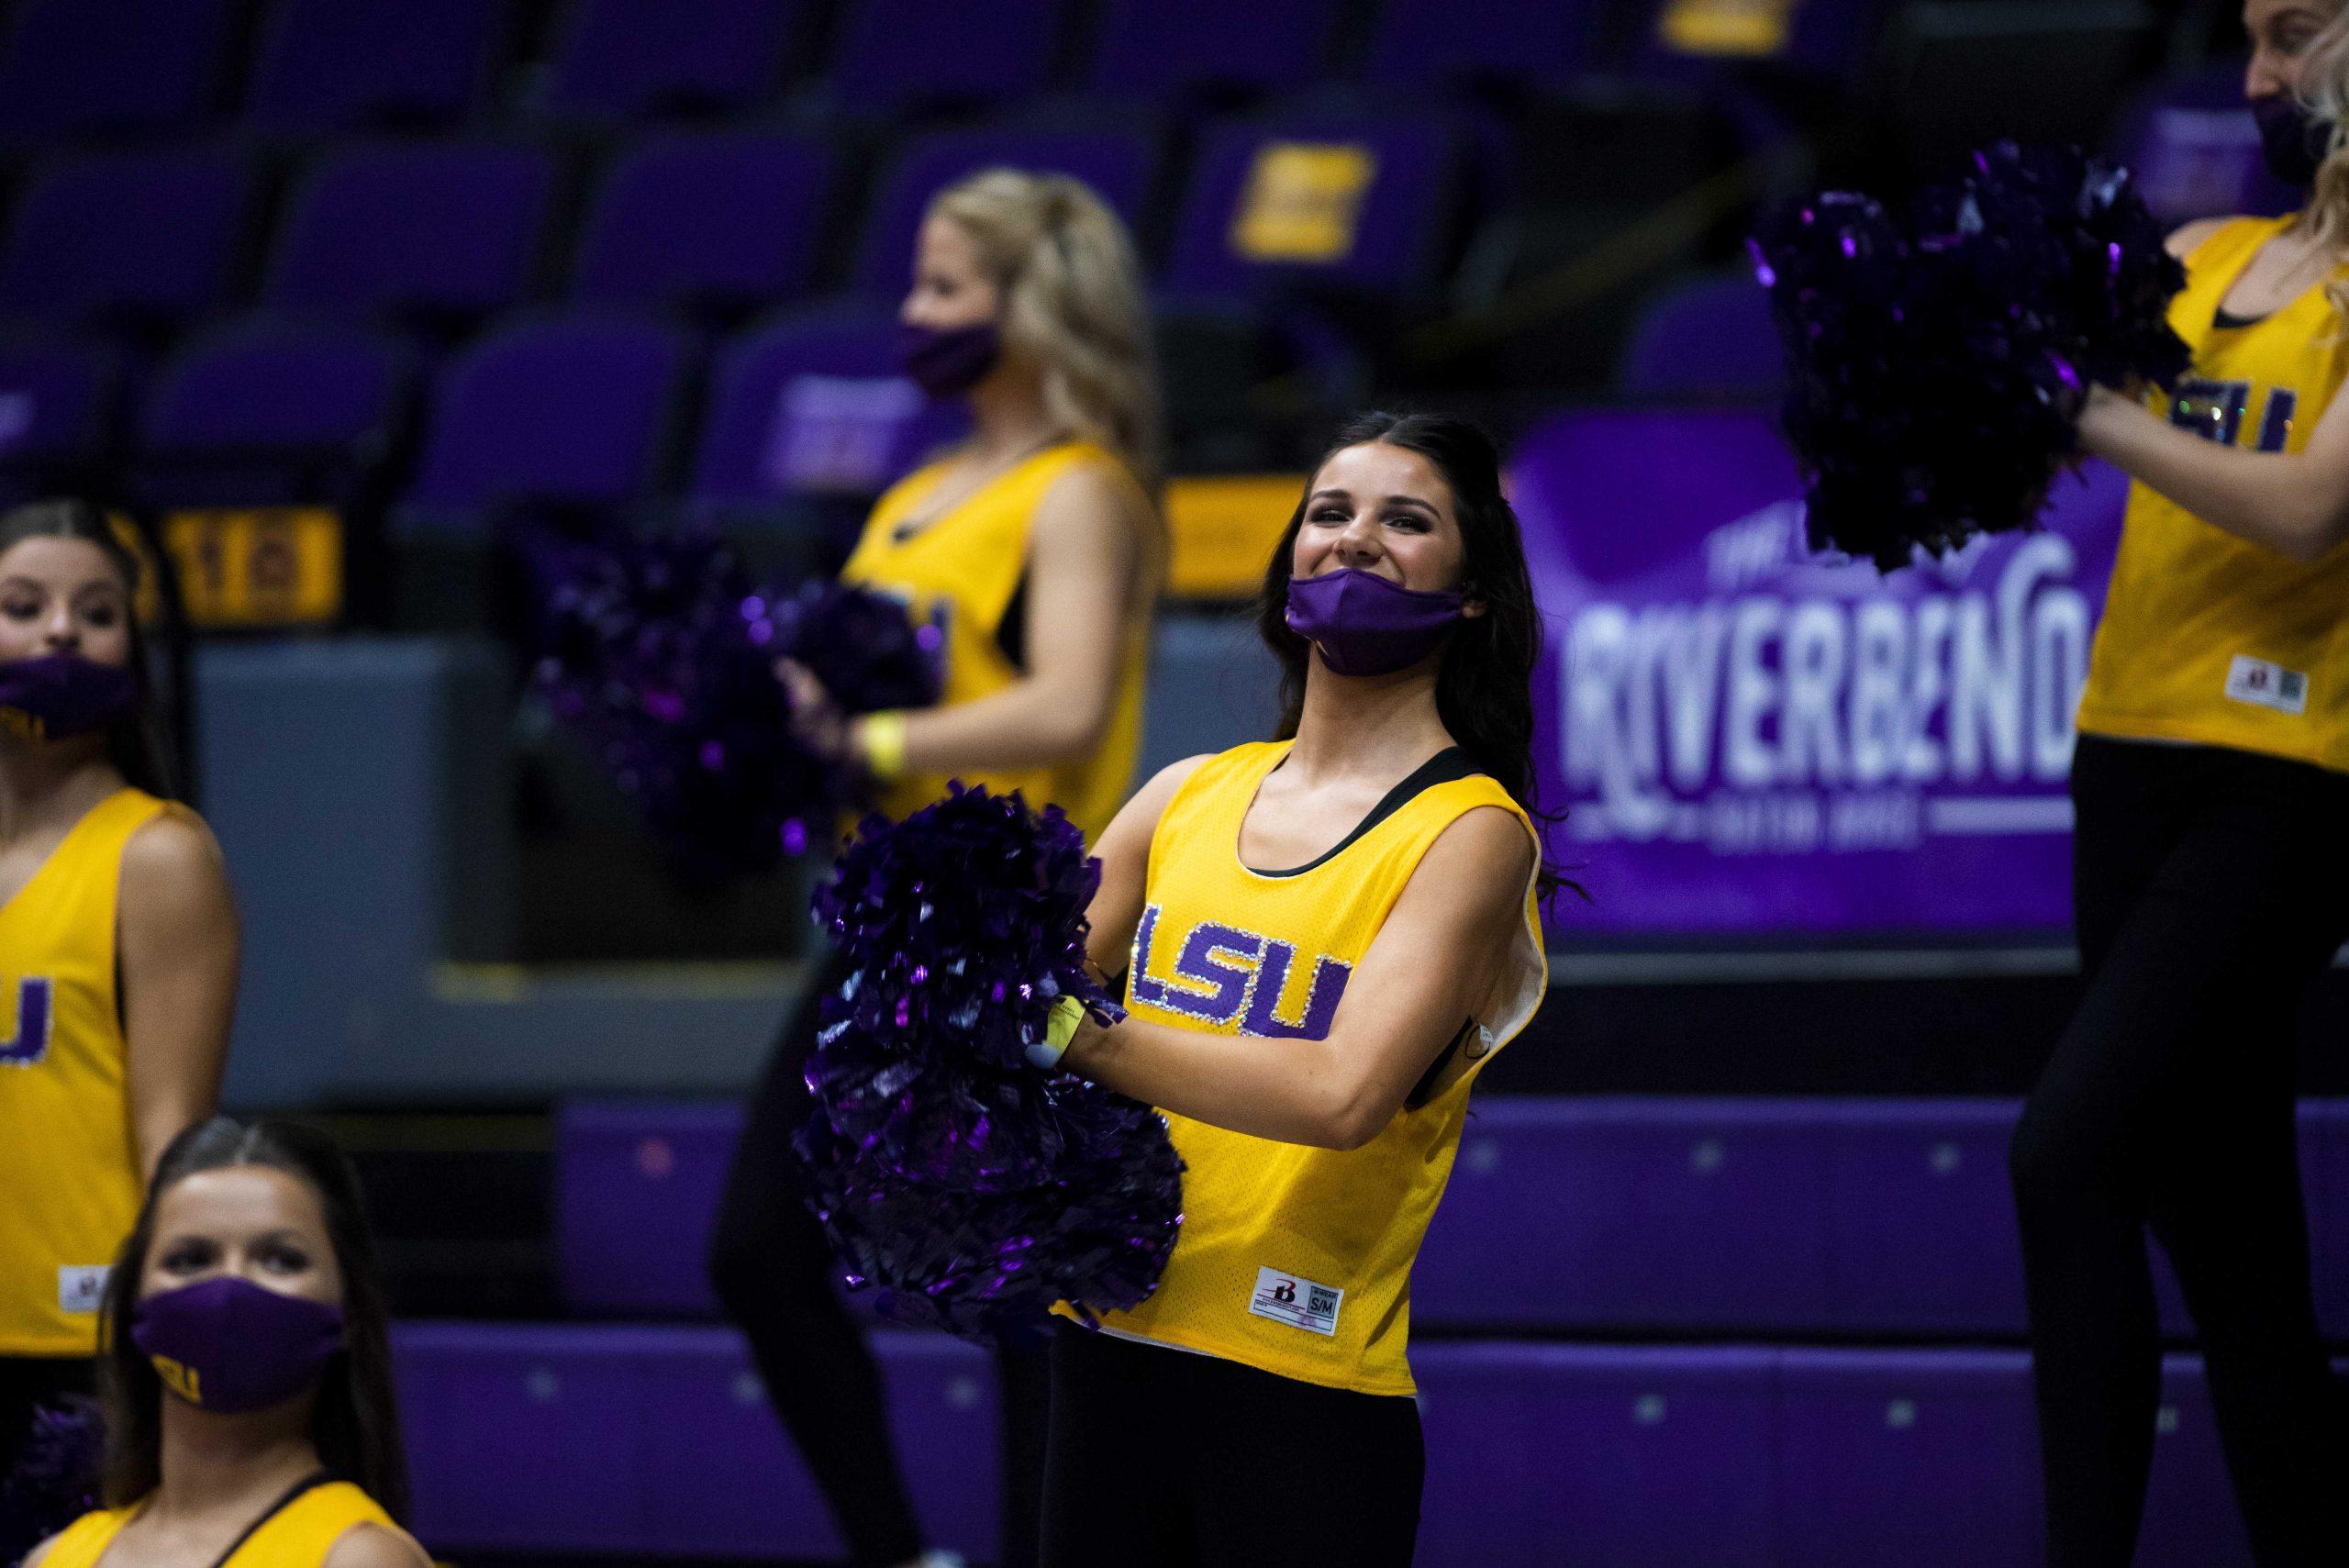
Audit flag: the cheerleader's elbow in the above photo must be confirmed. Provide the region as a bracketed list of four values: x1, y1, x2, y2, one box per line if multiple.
[1316, 1077, 1398, 1152]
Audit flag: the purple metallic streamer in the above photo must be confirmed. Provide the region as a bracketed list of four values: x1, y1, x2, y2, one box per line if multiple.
[1752, 142, 2190, 569]
[796, 785, 1185, 1337]
[0, 1397, 103, 1562]
[529, 533, 942, 877]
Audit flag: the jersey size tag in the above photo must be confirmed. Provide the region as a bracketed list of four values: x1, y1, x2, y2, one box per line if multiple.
[2224, 655, 2310, 717]
[1248, 1265, 1342, 1336]
[58, 1265, 107, 1315]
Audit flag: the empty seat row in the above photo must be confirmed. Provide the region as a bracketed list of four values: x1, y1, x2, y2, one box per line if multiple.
[0, 114, 1460, 334]
[0, 282, 1789, 537]
[551, 1096, 2349, 1337]
[0, 304, 957, 521]
[392, 1322, 2266, 1566]
[0, 0, 1872, 146]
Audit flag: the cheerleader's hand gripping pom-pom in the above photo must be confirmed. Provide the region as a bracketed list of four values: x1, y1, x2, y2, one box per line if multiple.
[0, 1396, 103, 1564]
[529, 533, 941, 876]
[1753, 142, 2190, 570]
[796, 784, 1184, 1337]
[812, 784, 1123, 1074]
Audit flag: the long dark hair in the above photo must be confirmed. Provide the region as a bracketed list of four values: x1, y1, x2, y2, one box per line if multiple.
[0, 498, 176, 798]
[1255, 411, 1572, 904]
[95, 1118, 410, 1522]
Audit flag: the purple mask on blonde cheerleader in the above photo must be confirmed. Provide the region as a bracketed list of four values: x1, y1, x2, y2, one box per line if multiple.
[897, 321, 1003, 399]
[2254, 95, 2333, 188]
[1285, 566, 1466, 677]
[131, 1277, 345, 1415]
[0, 653, 139, 742]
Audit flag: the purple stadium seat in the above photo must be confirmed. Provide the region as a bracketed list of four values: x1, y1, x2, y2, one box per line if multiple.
[852, 122, 1160, 296]
[1617, 270, 1785, 399]
[1084, 0, 1339, 102]
[1774, 1349, 2041, 1566]
[243, 0, 507, 134]
[690, 306, 966, 514]
[556, 1100, 734, 1317]
[543, 0, 809, 122]
[570, 130, 832, 314]
[393, 1322, 1001, 1557]
[137, 317, 411, 506]
[1166, 112, 1462, 298]
[1821, 1102, 2026, 1334]
[0, 149, 253, 328]
[403, 313, 692, 529]
[390, 1322, 2289, 1562]
[1420, 1098, 1837, 1331]
[827, 0, 1065, 112]
[1640, 0, 1880, 80]
[1419, 1344, 1777, 1567]
[1364, 0, 1604, 93]
[264, 142, 558, 323]
[396, 1323, 654, 1549]
[644, 1330, 999, 1557]
[0, 0, 238, 142]
[551, 1095, 2349, 1336]
[2121, 65, 2301, 228]
[0, 334, 126, 500]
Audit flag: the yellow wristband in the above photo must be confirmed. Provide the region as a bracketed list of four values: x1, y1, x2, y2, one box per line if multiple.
[857, 710, 909, 783]
[1029, 995, 1087, 1071]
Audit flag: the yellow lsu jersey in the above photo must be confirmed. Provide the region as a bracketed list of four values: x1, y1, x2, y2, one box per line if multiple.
[838, 439, 1152, 844]
[1088, 741, 1547, 1396]
[2076, 215, 2349, 773]
[1, 787, 166, 1356]
[40, 1481, 406, 1568]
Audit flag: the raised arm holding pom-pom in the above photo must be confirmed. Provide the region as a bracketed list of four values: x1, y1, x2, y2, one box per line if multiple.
[2076, 381, 2349, 561]
[2076, 216, 2349, 562]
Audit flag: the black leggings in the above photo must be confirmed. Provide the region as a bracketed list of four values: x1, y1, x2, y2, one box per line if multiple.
[707, 949, 1049, 1568]
[2012, 736, 2349, 1567]
[1040, 1324, 1424, 1568]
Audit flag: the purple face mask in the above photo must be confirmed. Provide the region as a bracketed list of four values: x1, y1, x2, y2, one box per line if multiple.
[2254, 95, 2332, 188]
[0, 652, 140, 742]
[1285, 566, 1467, 677]
[897, 321, 1003, 399]
[131, 1276, 346, 1415]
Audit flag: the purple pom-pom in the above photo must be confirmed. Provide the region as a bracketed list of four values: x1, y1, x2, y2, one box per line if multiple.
[794, 1078, 1184, 1336]
[529, 533, 941, 876]
[797, 784, 1184, 1337]
[1753, 143, 2191, 569]
[1, 1398, 103, 1562]
[813, 784, 1119, 1074]
[779, 580, 950, 719]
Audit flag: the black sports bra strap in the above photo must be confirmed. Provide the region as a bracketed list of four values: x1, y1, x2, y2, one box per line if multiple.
[203, 1472, 335, 1568]
[1252, 746, 1484, 878]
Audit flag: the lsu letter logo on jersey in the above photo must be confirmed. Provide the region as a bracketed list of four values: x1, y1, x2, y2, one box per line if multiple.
[2, 976, 53, 1066]
[1128, 905, 1352, 1039]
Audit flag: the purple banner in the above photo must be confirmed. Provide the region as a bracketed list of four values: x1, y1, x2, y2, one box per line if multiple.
[1511, 408, 2126, 937]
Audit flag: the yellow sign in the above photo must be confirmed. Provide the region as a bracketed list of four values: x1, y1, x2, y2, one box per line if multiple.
[1165, 474, 1306, 600]
[163, 507, 343, 628]
[103, 510, 165, 627]
[1230, 143, 1378, 264]
[1658, 0, 1800, 58]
